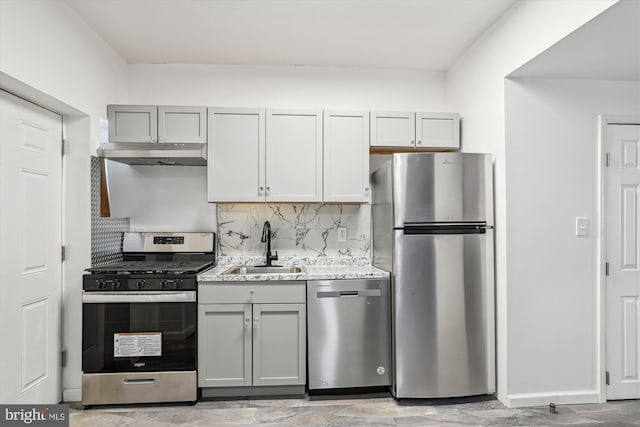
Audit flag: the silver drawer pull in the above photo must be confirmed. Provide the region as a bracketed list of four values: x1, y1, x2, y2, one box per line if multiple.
[123, 378, 156, 385]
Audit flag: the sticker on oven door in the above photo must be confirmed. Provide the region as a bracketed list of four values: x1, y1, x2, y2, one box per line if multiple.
[114, 332, 162, 357]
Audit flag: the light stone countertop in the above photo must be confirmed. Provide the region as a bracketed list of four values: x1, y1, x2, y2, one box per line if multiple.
[198, 256, 389, 282]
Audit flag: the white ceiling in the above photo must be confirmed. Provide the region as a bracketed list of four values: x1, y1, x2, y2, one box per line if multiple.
[510, 0, 640, 81]
[65, 0, 516, 70]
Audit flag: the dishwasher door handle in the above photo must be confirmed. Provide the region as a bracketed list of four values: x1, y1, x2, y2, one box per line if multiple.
[317, 289, 381, 298]
[340, 290, 358, 296]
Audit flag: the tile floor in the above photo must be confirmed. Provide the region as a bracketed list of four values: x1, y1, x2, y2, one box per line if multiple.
[69, 395, 640, 426]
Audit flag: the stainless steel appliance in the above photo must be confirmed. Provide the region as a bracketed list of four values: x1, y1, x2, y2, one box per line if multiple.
[372, 153, 495, 399]
[307, 278, 391, 390]
[81, 232, 215, 406]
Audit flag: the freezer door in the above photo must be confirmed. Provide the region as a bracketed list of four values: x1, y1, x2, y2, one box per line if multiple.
[392, 229, 495, 398]
[392, 153, 493, 227]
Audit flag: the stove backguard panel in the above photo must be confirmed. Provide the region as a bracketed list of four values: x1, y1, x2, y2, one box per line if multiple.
[91, 156, 130, 266]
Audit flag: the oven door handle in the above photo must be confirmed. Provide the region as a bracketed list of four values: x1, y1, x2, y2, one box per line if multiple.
[82, 291, 196, 303]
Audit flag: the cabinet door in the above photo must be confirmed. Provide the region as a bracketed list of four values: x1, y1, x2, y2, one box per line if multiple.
[208, 108, 266, 202]
[252, 304, 306, 386]
[416, 113, 460, 149]
[370, 111, 415, 148]
[324, 111, 370, 202]
[265, 110, 322, 202]
[107, 105, 158, 143]
[158, 106, 207, 144]
[198, 304, 252, 387]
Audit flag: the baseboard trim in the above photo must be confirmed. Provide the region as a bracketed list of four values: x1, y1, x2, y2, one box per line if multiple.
[201, 385, 305, 399]
[507, 389, 602, 408]
[63, 388, 81, 403]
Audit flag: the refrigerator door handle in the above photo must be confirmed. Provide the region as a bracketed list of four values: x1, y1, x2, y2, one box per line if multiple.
[403, 226, 487, 235]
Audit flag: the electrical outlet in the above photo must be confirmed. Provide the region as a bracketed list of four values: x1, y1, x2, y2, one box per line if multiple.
[337, 226, 348, 242]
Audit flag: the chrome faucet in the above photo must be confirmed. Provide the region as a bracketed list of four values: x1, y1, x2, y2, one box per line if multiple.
[260, 221, 279, 267]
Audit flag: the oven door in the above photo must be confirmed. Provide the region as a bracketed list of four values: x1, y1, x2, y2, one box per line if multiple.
[82, 291, 196, 374]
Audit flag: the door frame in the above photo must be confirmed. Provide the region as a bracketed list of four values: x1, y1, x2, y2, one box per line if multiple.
[598, 114, 640, 401]
[0, 88, 65, 402]
[1, 71, 95, 403]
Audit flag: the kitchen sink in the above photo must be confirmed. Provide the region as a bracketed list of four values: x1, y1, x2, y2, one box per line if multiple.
[222, 265, 305, 275]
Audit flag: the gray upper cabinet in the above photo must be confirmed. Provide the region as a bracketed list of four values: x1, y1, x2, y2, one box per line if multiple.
[415, 112, 460, 150]
[371, 111, 460, 150]
[370, 111, 415, 148]
[158, 106, 207, 143]
[107, 105, 206, 144]
[108, 105, 158, 143]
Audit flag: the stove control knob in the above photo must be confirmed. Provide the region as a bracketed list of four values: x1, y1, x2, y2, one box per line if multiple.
[113, 280, 121, 289]
[97, 280, 107, 289]
[136, 280, 146, 289]
[161, 279, 168, 289]
[176, 279, 184, 289]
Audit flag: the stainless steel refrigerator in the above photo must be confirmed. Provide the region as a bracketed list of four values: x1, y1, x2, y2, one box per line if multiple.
[372, 152, 495, 399]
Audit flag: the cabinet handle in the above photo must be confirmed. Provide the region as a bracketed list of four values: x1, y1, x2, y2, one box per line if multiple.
[158, 137, 164, 142]
[245, 317, 251, 328]
[417, 140, 422, 145]
[253, 317, 259, 328]
[410, 140, 415, 145]
[364, 187, 370, 191]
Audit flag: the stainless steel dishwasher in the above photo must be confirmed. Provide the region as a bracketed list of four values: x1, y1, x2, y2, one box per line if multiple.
[307, 278, 391, 390]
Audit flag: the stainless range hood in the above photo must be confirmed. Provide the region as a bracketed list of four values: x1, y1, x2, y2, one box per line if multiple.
[97, 142, 207, 166]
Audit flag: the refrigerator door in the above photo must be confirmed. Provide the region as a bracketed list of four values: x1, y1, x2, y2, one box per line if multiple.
[392, 228, 495, 398]
[392, 153, 493, 227]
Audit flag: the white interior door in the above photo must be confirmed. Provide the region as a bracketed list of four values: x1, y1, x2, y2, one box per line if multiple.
[606, 123, 640, 400]
[0, 90, 63, 404]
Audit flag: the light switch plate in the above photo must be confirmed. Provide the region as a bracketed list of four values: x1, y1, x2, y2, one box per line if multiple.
[576, 217, 589, 236]
[337, 226, 347, 242]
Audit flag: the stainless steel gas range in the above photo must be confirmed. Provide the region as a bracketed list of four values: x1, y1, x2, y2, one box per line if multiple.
[81, 232, 215, 406]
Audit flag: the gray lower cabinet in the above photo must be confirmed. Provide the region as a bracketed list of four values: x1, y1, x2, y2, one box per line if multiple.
[198, 282, 306, 390]
[198, 303, 252, 387]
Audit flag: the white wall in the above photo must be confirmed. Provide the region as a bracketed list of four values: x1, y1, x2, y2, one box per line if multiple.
[106, 64, 448, 229]
[128, 64, 446, 110]
[0, 0, 128, 151]
[445, 0, 618, 407]
[107, 162, 215, 232]
[505, 78, 640, 405]
[0, 0, 128, 402]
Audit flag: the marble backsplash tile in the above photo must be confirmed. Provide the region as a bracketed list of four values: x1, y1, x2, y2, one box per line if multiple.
[217, 204, 370, 258]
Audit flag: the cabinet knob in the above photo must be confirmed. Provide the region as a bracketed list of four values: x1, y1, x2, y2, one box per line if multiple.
[158, 137, 164, 142]
[258, 186, 264, 195]
[410, 140, 415, 145]
[253, 317, 259, 328]
[364, 187, 370, 191]
[417, 140, 422, 145]
[266, 186, 271, 193]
